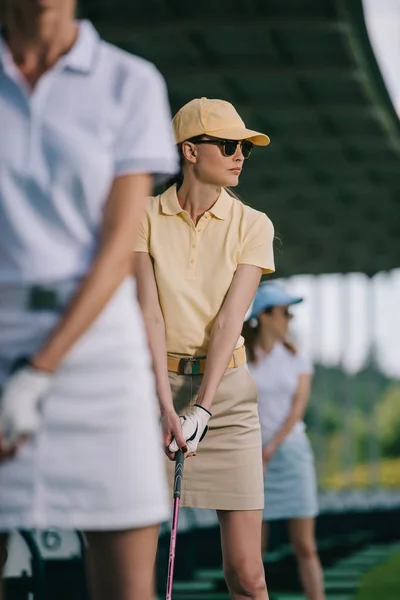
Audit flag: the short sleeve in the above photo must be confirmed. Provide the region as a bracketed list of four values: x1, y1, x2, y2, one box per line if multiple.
[134, 209, 150, 253]
[296, 354, 314, 376]
[114, 64, 178, 182]
[239, 213, 275, 274]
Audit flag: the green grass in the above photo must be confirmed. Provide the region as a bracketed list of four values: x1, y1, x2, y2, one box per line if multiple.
[353, 549, 400, 600]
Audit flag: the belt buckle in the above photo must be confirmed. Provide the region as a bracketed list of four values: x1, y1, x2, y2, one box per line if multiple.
[27, 286, 60, 312]
[181, 357, 201, 375]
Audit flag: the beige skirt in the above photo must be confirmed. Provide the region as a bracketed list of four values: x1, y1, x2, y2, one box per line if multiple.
[165, 364, 264, 511]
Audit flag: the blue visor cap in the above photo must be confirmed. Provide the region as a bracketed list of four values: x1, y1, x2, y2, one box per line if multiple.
[250, 282, 303, 319]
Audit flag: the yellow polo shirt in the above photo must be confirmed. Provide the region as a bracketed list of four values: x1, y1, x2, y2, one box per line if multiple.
[135, 185, 275, 356]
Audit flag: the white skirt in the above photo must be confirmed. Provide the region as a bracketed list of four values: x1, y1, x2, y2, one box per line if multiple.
[0, 277, 169, 531]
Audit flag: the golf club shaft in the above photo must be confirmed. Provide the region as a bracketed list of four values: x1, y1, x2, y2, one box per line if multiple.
[166, 449, 185, 600]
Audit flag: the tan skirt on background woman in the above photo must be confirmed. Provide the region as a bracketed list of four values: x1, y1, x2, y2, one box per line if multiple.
[165, 363, 264, 511]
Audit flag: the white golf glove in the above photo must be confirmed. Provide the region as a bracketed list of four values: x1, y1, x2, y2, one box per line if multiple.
[0, 363, 53, 444]
[169, 404, 211, 454]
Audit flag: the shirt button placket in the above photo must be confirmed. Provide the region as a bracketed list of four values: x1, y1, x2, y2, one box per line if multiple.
[27, 102, 39, 171]
[188, 225, 198, 278]
[27, 71, 55, 172]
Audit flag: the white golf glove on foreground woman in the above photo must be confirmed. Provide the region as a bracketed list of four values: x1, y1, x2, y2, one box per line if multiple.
[0, 362, 52, 444]
[169, 404, 211, 454]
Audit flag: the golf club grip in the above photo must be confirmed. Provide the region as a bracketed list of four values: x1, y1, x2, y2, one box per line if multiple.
[173, 449, 185, 498]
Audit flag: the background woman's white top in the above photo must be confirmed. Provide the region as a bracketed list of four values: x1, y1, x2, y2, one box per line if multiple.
[248, 342, 313, 444]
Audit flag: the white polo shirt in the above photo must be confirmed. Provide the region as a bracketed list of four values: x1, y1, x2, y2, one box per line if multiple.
[248, 342, 314, 444]
[0, 20, 178, 285]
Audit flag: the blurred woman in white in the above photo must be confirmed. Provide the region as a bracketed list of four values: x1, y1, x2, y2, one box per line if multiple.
[242, 283, 325, 600]
[0, 1, 178, 599]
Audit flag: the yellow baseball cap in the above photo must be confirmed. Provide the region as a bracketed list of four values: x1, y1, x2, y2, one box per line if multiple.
[172, 97, 270, 146]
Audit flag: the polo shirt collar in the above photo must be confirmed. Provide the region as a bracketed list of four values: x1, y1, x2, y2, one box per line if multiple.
[62, 20, 100, 73]
[0, 19, 99, 74]
[208, 188, 232, 220]
[0, 33, 11, 73]
[160, 185, 183, 215]
[161, 185, 232, 220]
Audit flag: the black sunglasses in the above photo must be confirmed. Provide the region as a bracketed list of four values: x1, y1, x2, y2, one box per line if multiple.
[264, 307, 293, 318]
[189, 137, 254, 159]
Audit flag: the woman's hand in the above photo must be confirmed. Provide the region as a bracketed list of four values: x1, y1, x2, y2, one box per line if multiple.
[161, 410, 188, 460]
[169, 405, 211, 457]
[0, 433, 28, 462]
[0, 362, 53, 460]
[262, 440, 277, 473]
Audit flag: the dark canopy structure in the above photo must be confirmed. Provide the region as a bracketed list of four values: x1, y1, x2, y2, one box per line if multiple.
[80, 0, 400, 276]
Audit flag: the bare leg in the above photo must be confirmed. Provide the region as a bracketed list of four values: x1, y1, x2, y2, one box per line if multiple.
[218, 510, 269, 600]
[85, 526, 159, 600]
[0, 534, 8, 600]
[262, 521, 269, 554]
[287, 518, 325, 600]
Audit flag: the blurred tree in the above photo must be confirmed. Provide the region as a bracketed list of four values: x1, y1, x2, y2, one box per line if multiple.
[377, 383, 400, 457]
